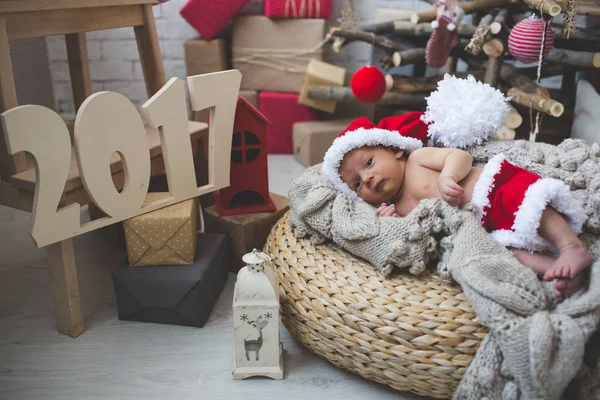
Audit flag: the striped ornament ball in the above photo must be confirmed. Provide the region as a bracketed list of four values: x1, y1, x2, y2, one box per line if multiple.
[508, 16, 554, 63]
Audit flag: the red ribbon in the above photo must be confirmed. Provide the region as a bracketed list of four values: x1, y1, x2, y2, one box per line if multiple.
[284, 0, 323, 18]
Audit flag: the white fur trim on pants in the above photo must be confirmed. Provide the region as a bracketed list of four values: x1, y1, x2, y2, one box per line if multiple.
[471, 154, 588, 253]
[491, 177, 588, 253]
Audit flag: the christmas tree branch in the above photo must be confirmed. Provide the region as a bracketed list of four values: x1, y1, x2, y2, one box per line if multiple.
[307, 85, 427, 107]
[329, 28, 403, 68]
[545, 48, 600, 68]
[410, 0, 516, 24]
[360, 20, 477, 38]
[521, 0, 562, 16]
[507, 87, 564, 117]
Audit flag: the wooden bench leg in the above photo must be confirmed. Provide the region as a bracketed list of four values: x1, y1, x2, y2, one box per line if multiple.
[134, 4, 166, 98]
[0, 13, 27, 181]
[65, 32, 92, 113]
[45, 238, 85, 338]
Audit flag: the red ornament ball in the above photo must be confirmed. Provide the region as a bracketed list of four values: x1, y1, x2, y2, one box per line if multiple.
[508, 16, 554, 63]
[351, 66, 386, 103]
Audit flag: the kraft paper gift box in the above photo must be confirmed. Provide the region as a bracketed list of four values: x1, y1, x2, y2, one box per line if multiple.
[123, 193, 198, 267]
[203, 192, 289, 272]
[298, 59, 346, 113]
[293, 119, 354, 167]
[112, 233, 229, 328]
[265, 0, 332, 18]
[184, 38, 229, 77]
[232, 16, 326, 93]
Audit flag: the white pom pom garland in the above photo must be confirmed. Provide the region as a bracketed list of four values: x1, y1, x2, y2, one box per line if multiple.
[422, 74, 511, 148]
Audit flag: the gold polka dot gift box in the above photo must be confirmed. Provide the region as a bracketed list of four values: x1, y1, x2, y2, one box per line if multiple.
[123, 193, 198, 267]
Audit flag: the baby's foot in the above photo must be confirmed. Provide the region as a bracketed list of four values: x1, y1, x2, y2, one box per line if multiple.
[554, 273, 587, 302]
[543, 243, 592, 282]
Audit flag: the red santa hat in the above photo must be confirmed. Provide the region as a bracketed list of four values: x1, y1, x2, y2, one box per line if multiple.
[321, 111, 428, 199]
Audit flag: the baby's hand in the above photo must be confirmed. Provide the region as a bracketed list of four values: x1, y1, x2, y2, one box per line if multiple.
[438, 176, 464, 207]
[376, 203, 399, 217]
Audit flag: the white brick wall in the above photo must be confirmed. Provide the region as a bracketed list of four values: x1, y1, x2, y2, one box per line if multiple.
[46, 0, 430, 119]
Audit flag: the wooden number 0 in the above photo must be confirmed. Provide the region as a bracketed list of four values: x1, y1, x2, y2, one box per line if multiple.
[1, 70, 242, 248]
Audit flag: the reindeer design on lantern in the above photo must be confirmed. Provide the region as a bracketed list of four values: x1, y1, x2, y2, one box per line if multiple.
[243, 315, 269, 361]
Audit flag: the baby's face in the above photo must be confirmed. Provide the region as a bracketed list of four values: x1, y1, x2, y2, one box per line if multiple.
[339, 146, 406, 205]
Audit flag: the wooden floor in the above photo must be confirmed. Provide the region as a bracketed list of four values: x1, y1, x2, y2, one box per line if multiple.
[0, 156, 428, 400]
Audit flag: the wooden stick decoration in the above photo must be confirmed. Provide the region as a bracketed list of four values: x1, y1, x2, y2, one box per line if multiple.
[489, 9, 508, 34]
[306, 85, 427, 106]
[465, 14, 494, 55]
[554, 0, 600, 16]
[394, 48, 427, 66]
[552, 25, 600, 41]
[500, 64, 550, 95]
[483, 38, 505, 57]
[329, 28, 402, 67]
[505, 105, 523, 129]
[484, 55, 504, 87]
[492, 125, 516, 140]
[390, 70, 485, 92]
[522, 0, 562, 15]
[507, 87, 564, 117]
[410, 0, 514, 24]
[361, 20, 476, 37]
[545, 48, 600, 68]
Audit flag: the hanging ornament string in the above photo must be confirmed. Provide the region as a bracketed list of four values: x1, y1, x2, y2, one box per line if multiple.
[529, 8, 552, 142]
[369, 32, 376, 67]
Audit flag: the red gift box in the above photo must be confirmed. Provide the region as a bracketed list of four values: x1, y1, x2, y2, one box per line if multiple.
[258, 92, 319, 154]
[180, 0, 250, 40]
[265, 0, 332, 18]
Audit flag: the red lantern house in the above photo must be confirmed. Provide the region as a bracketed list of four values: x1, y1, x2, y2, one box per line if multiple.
[214, 96, 277, 217]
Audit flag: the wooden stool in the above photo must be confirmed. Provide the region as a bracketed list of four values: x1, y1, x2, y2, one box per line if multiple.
[0, 0, 208, 337]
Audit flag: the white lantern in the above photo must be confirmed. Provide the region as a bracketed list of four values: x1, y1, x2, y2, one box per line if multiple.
[232, 249, 283, 380]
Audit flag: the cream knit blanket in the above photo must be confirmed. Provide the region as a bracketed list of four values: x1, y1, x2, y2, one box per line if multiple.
[287, 138, 600, 399]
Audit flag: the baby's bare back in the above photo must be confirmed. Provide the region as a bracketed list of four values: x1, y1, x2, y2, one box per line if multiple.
[395, 159, 483, 217]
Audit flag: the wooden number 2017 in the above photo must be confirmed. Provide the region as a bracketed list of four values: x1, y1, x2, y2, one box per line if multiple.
[1, 70, 242, 248]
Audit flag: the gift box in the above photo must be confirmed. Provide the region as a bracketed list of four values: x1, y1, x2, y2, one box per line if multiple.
[232, 16, 326, 93]
[185, 38, 229, 77]
[265, 0, 331, 18]
[180, 0, 249, 40]
[123, 193, 198, 267]
[112, 232, 229, 328]
[298, 59, 346, 113]
[203, 192, 289, 272]
[239, 0, 264, 14]
[258, 91, 319, 154]
[293, 119, 353, 167]
[239, 89, 258, 108]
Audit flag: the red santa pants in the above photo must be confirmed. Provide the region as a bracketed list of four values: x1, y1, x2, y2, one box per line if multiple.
[470, 154, 587, 252]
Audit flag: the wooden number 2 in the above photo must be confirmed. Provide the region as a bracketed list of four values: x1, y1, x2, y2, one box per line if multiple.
[1, 70, 242, 248]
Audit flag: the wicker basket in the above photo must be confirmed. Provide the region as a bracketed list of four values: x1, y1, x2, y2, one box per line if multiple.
[264, 211, 488, 399]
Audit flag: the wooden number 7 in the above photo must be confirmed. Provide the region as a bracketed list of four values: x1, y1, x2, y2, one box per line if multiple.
[1, 70, 242, 248]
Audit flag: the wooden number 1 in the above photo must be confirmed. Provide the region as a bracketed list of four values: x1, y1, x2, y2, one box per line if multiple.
[1, 70, 242, 248]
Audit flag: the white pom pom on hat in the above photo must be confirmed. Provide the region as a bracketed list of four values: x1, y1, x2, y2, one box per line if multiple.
[422, 74, 511, 148]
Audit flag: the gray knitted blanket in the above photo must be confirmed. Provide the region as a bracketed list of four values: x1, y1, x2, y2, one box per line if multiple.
[287, 138, 600, 399]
